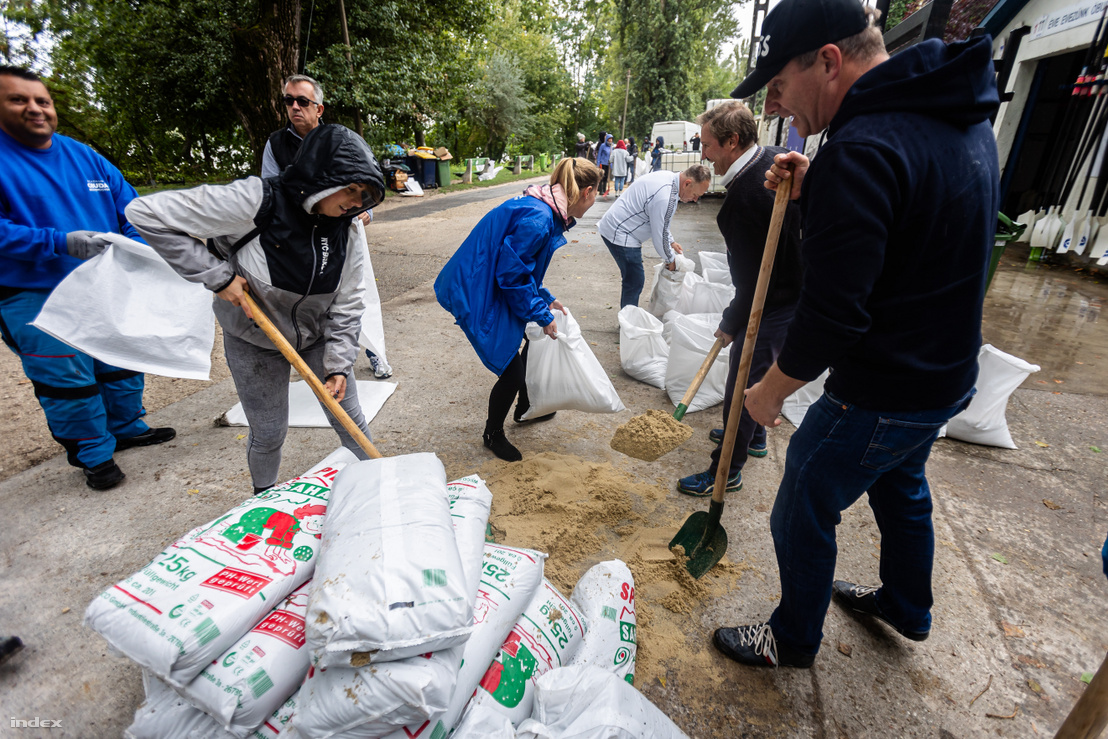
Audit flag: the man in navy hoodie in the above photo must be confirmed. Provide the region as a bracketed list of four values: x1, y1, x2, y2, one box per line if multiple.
[0, 66, 175, 490]
[711, 0, 999, 668]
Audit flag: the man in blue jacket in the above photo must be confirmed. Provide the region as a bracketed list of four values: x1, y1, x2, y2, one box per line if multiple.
[0, 66, 174, 490]
[710, 0, 1000, 668]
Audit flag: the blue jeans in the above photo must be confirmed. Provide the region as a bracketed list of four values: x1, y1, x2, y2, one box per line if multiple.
[0, 289, 149, 468]
[602, 237, 644, 309]
[768, 387, 973, 656]
[709, 305, 794, 475]
[613, 176, 627, 193]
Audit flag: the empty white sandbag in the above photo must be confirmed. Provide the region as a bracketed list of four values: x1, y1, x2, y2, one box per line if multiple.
[306, 453, 472, 667]
[618, 306, 668, 389]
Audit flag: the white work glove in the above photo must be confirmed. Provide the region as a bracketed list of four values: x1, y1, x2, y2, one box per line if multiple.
[66, 230, 113, 260]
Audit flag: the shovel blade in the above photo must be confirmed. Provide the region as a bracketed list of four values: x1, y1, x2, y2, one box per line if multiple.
[670, 507, 728, 579]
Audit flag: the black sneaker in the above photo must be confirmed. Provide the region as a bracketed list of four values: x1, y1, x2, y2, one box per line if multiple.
[84, 460, 125, 490]
[115, 427, 177, 452]
[483, 428, 523, 462]
[832, 580, 930, 642]
[713, 623, 814, 668]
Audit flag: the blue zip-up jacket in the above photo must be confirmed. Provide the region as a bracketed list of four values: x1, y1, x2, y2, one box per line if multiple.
[776, 36, 1000, 411]
[435, 187, 570, 374]
[597, 141, 612, 167]
[0, 128, 143, 291]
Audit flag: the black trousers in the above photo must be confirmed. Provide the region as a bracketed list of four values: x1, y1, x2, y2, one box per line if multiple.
[486, 342, 531, 433]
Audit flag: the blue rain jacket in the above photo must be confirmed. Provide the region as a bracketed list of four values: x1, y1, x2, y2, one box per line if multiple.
[435, 190, 570, 374]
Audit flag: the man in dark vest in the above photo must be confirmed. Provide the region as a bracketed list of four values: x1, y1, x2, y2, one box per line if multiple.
[261, 74, 325, 178]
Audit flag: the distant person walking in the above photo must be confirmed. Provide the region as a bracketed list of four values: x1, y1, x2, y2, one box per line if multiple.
[610, 139, 632, 195]
[575, 133, 590, 158]
[597, 133, 613, 197]
[627, 136, 639, 184]
[651, 137, 664, 171]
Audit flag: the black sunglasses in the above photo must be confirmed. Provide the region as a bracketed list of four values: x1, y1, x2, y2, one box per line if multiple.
[283, 95, 319, 108]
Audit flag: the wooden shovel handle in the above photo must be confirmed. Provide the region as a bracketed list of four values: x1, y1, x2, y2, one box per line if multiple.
[1055, 649, 1108, 738]
[711, 166, 792, 504]
[241, 292, 382, 459]
[673, 337, 725, 421]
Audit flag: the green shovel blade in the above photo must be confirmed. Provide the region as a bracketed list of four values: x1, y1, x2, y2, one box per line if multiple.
[669, 500, 728, 579]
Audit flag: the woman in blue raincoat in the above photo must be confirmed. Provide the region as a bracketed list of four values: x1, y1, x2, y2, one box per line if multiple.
[435, 157, 602, 461]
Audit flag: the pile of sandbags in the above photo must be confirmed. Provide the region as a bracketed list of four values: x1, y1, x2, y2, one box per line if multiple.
[90, 448, 680, 738]
[619, 249, 733, 413]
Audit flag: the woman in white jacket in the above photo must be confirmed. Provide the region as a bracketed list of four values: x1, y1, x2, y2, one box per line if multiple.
[127, 124, 385, 493]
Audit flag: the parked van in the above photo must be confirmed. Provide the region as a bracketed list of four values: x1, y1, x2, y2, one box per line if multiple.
[649, 121, 701, 150]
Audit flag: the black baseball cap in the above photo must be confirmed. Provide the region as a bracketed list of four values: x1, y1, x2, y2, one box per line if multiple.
[731, 0, 868, 99]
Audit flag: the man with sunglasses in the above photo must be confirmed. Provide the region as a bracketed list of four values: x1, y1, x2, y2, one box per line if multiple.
[261, 75, 326, 179]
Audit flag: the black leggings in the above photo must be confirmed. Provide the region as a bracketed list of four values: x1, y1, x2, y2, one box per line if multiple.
[600, 164, 610, 193]
[486, 343, 530, 433]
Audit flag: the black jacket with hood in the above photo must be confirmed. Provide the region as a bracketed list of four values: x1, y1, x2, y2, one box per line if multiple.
[127, 124, 385, 379]
[775, 36, 1001, 411]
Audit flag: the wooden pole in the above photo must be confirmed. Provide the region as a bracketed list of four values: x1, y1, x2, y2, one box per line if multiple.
[337, 0, 364, 138]
[1055, 650, 1108, 738]
[241, 293, 382, 459]
[621, 70, 632, 140]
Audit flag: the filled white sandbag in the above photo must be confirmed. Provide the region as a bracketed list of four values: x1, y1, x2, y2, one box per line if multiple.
[33, 234, 215, 380]
[665, 313, 729, 414]
[516, 666, 688, 739]
[467, 579, 586, 725]
[522, 308, 625, 418]
[381, 544, 547, 739]
[703, 267, 732, 286]
[618, 306, 668, 389]
[290, 475, 492, 738]
[453, 701, 518, 738]
[697, 251, 728, 273]
[178, 583, 311, 738]
[126, 671, 297, 739]
[306, 454, 472, 667]
[86, 448, 357, 688]
[568, 561, 636, 683]
[942, 344, 1040, 449]
[221, 381, 396, 428]
[781, 370, 829, 428]
[647, 254, 696, 317]
[675, 271, 731, 315]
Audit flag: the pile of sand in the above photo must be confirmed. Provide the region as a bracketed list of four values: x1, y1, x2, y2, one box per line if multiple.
[609, 409, 694, 462]
[480, 452, 744, 688]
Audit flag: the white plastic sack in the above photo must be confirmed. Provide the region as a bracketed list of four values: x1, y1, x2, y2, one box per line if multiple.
[221, 381, 396, 428]
[453, 701, 518, 738]
[403, 179, 425, 196]
[674, 271, 731, 315]
[781, 371, 829, 428]
[697, 251, 728, 273]
[646, 254, 695, 318]
[703, 267, 732, 286]
[178, 583, 311, 738]
[381, 544, 547, 739]
[86, 448, 357, 688]
[354, 220, 389, 367]
[291, 475, 492, 738]
[568, 561, 636, 683]
[942, 344, 1040, 449]
[635, 157, 650, 178]
[467, 579, 586, 725]
[665, 313, 729, 414]
[126, 671, 298, 739]
[618, 306, 668, 389]
[33, 234, 215, 380]
[516, 666, 688, 739]
[523, 308, 625, 418]
[306, 453, 471, 667]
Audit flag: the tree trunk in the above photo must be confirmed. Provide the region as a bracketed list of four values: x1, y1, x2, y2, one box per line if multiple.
[226, 0, 301, 171]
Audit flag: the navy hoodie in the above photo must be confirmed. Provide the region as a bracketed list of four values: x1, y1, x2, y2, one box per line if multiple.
[775, 36, 1000, 411]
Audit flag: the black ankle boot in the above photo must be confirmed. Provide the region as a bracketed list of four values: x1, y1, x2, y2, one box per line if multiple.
[483, 428, 523, 462]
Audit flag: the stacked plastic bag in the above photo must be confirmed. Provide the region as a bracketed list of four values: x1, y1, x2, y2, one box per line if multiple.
[93, 448, 681, 739]
[618, 250, 732, 413]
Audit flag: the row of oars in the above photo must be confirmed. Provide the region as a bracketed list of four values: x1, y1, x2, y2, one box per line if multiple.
[1019, 7, 1108, 265]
